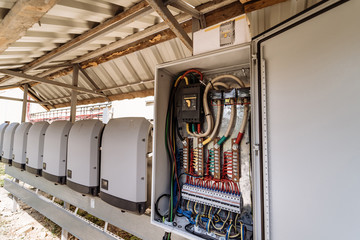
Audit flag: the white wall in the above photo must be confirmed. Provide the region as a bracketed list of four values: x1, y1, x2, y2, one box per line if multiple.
[0, 89, 23, 123]
[112, 96, 154, 120]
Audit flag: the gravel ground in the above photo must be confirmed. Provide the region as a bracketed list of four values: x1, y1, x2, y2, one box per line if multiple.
[0, 185, 62, 240]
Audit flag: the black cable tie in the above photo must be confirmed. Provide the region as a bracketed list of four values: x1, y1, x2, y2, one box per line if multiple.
[209, 80, 214, 89]
[205, 113, 211, 116]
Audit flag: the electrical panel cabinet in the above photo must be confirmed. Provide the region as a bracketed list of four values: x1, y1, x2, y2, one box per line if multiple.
[152, 45, 252, 240]
[100, 117, 151, 214]
[26, 121, 49, 175]
[0, 122, 8, 161]
[42, 121, 72, 184]
[66, 119, 104, 195]
[1, 122, 19, 164]
[12, 122, 32, 169]
[151, 1, 359, 240]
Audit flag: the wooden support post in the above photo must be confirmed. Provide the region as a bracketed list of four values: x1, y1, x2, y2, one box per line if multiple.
[21, 84, 28, 123]
[70, 65, 79, 123]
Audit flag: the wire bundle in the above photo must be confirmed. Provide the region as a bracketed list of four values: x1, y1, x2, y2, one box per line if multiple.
[180, 200, 248, 240]
[163, 69, 203, 222]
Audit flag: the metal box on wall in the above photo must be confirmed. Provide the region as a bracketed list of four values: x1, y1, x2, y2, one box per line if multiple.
[1, 122, 19, 164]
[12, 122, 32, 169]
[26, 121, 49, 175]
[0, 122, 8, 161]
[66, 119, 104, 195]
[100, 117, 151, 214]
[42, 121, 72, 184]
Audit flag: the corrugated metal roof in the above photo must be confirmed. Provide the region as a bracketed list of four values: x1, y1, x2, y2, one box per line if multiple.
[31, 37, 191, 105]
[0, 0, 329, 108]
[0, 0, 205, 70]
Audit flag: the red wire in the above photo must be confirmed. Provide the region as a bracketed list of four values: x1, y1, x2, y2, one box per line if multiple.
[181, 69, 203, 81]
[235, 132, 244, 145]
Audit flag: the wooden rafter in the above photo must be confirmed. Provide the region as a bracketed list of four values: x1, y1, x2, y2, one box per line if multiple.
[0, 0, 59, 54]
[53, 89, 154, 109]
[41, 1, 244, 84]
[0, 1, 152, 85]
[241, 0, 288, 13]
[0, 69, 105, 97]
[147, 0, 193, 51]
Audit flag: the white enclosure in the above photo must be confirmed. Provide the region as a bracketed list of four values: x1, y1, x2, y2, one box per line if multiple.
[42, 121, 72, 184]
[66, 119, 104, 195]
[100, 117, 151, 214]
[253, 1, 360, 240]
[26, 121, 49, 175]
[0, 122, 8, 160]
[12, 122, 32, 169]
[1, 122, 19, 164]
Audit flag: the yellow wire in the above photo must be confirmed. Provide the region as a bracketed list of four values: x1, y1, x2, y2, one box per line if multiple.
[193, 202, 198, 214]
[174, 76, 189, 87]
[186, 123, 193, 135]
[202, 137, 212, 146]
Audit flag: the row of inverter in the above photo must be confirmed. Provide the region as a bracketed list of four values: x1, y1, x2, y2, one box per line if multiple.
[0, 117, 151, 214]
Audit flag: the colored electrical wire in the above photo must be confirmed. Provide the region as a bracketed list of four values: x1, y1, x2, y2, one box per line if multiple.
[236, 101, 249, 145]
[194, 75, 245, 139]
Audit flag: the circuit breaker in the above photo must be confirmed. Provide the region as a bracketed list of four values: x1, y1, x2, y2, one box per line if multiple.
[66, 119, 104, 195]
[0, 122, 8, 161]
[12, 122, 32, 169]
[1, 122, 19, 164]
[26, 121, 49, 176]
[100, 117, 151, 214]
[42, 121, 72, 184]
[180, 83, 203, 123]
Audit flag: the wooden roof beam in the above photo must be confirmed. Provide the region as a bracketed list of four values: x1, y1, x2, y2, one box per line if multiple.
[23, 1, 152, 71]
[166, 0, 206, 28]
[147, 0, 193, 51]
[0, 0, 59, 54]
[241, 0, 288, 13]
[0, 1, 152, 84]
[22, 1, 243, 85]
[53, 89, 154, 109]
[0, 69, 106, 97]
[0, 95, 51, 105]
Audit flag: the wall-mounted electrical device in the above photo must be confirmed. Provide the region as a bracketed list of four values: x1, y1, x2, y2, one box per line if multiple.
[42, 121, 72, 184]
[66, 119, 104, 195]
[26, 121, 49, 176]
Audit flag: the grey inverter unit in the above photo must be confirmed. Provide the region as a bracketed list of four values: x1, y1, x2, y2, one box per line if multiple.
[12, 122, 33, 169]
[100, 117, 151, 214]
[66, 119, 104, 195]
[1, 122, 19, 164]
[42, 121, 72, 184]
[26, 122, 49, 175]
[0, 122, 8, 161]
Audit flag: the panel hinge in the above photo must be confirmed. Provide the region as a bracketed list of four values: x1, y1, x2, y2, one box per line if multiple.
[253, 144, 260, 155]
[252, 54, 257, 64]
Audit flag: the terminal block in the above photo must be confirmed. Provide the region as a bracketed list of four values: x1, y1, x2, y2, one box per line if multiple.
[182, 184, 242, 213]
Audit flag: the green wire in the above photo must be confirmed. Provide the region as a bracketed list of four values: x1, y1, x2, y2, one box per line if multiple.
[217, 136, 228, 145]
[192, 123, 196, 133]
[170, 164, 174, 221]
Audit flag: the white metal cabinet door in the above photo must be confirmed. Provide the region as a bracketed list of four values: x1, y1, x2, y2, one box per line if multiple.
[255, 1, 360, 240]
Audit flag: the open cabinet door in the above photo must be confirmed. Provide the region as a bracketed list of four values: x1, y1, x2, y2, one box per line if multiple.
[252, 1, 360, 240]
